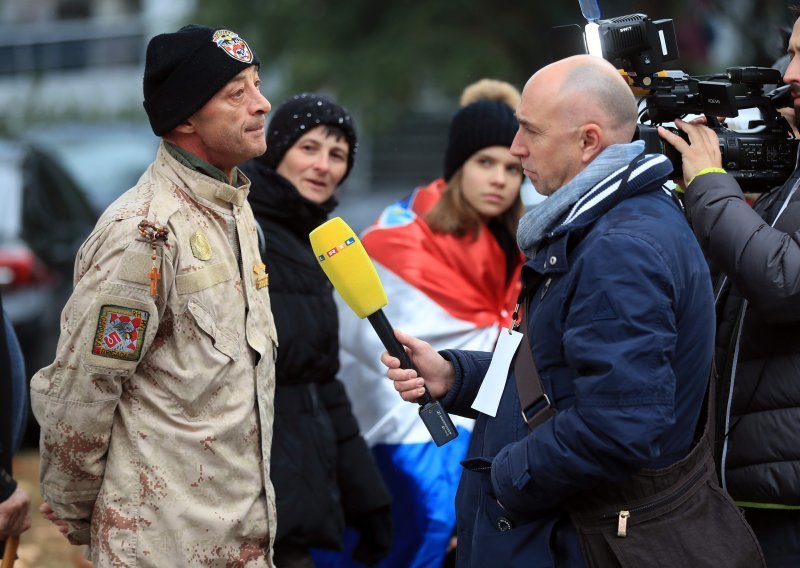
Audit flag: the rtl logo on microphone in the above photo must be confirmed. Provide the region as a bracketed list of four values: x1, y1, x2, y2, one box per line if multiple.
[318, 236, 356, 262]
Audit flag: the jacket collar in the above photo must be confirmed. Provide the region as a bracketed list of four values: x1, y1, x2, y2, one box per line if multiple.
[524, 152, 673, 278]
[156, 142, 250, 210]
[518, 142, 652, 258]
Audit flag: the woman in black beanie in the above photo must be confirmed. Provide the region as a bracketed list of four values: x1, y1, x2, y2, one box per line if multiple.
[241, 94, 392, 568]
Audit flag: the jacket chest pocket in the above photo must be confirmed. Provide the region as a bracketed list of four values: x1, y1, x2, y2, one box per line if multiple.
[187, 297, 241, 361]
[176, 261, 244, 363]
[148, 298, 242, 421]
[150, 262, 245, 421]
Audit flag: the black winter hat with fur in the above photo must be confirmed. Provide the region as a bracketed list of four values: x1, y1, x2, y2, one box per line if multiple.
[263, 93, 358, 184]
[443, 99, 518, 181]
[143, 24, 260, 136]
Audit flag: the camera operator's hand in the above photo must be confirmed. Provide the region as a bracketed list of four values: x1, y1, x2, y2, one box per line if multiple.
[657, 118, 722, 187]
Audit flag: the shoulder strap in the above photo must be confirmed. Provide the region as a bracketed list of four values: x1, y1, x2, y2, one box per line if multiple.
[512, 286, 715, 442]
[513, 293, 556, 431]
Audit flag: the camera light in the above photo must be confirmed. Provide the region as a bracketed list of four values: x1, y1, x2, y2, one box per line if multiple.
[585, 22, 603, 58]
[658, 29, 669, 56]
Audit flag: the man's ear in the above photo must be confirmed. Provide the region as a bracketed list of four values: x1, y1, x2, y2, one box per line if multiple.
[173, 120, 195, 134]
[579, 123, 603, 164]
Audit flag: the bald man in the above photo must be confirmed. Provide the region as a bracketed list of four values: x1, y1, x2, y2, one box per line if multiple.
[380, 55, 763, 566]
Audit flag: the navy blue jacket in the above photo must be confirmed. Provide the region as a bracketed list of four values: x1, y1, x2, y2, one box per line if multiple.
[441, 159, 715, 566]
[1, 293, 27, 558]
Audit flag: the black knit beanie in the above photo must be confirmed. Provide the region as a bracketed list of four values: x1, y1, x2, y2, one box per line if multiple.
[263, 93, 358, 184]
[143, 25, 260, 136]
[443, 99, 519, 181]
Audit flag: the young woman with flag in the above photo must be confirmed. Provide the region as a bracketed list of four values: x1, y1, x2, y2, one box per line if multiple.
[336, 79, 525, 568]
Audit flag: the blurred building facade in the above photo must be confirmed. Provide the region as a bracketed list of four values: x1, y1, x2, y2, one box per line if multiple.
[0, 0, 456, 197]
[0, 0, 196, 132]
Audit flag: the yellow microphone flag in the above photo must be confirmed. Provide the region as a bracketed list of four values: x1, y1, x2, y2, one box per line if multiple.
[309, 217, 388, 318]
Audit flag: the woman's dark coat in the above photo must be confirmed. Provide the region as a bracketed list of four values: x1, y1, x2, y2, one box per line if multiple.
[243, 163, 392, 552]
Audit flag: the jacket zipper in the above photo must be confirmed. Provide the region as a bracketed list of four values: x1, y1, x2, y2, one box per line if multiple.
[540, 277, 551, 300]
[599, 466, 707, 538]
[720, 302, 746, 491]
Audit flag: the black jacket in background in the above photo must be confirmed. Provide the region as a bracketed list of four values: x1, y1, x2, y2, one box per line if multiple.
[685, 167, 800, 506]
[242, 161, 392, 551]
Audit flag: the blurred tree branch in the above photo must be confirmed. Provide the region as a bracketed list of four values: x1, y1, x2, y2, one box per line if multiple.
[193, 0, 795, 131]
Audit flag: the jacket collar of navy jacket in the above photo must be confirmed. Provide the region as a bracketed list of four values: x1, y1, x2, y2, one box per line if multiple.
[525, 151, 674, 278]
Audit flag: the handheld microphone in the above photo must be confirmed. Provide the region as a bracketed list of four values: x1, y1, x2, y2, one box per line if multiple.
[309, 217, 458, 447]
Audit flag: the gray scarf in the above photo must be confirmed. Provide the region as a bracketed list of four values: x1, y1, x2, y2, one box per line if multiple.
[517, 141, 646, 258]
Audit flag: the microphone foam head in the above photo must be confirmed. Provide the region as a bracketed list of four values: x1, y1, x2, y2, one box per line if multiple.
[309, 217, 388, 318]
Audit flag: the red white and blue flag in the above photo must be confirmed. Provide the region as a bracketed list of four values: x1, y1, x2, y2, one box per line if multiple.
[322, 179, 521, 567]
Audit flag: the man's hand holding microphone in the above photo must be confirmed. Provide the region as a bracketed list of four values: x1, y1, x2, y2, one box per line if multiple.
[379, 330, 455, 402]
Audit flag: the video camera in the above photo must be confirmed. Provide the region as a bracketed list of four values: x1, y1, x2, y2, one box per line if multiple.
[551, 3, 798, 191]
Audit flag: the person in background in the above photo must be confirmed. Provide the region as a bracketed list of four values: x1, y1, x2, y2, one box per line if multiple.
[241, 94, 392, 568]
[772, 45, 800, 139]
[335, 79, 524, 567]
[0, 291, 31, 560]
[32, 25, 278, 566]
[657, 5, 800, 565]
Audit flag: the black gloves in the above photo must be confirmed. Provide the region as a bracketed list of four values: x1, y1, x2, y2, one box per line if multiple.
[351, 505, 393, 566]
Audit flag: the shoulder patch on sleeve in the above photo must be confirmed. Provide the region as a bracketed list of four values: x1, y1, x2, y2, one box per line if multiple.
[92, 305, 150, 361]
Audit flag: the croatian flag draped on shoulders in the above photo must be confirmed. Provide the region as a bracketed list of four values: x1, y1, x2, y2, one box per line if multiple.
[335, 178, 522, 567]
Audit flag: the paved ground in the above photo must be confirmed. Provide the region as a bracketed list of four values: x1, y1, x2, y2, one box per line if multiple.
[8, 449, 91, 568]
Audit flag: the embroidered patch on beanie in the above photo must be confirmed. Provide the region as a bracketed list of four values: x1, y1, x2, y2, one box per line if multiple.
[212, 29, 254, 64]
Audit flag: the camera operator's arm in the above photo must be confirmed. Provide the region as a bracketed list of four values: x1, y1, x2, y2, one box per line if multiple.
[659, 120, 800, 320]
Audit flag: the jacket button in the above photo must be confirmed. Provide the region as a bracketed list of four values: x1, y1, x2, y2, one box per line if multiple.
[549, 256, 557, 265]
[497, 517, 513, 532]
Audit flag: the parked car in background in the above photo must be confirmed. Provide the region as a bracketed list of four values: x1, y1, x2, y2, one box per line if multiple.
[1, 139, 92, 379]
[26, 123, 159, 212]
[0, 122, 158, 445]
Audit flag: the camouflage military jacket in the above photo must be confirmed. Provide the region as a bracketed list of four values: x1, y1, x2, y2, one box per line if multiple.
[31, 142, 277, 567]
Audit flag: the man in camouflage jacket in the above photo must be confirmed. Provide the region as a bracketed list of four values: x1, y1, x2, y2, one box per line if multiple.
[31, 25, 278, 567]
